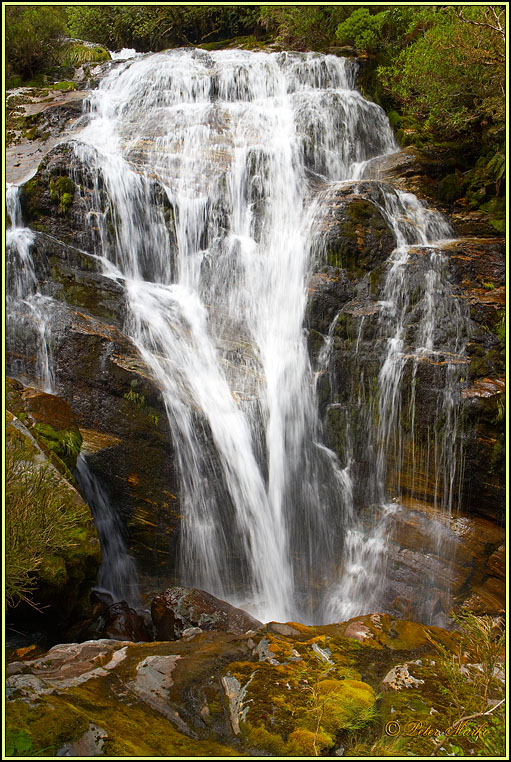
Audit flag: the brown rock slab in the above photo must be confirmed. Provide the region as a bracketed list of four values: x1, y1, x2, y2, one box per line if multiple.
[151, 587, 262, 640]
[486, 545, 505, 580]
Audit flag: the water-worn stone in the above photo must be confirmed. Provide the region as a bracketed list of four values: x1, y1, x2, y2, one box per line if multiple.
[57, 722, 108, 757]
[103, 601, 151, 642]
[344, 621, 373, 642]
[151, 587, 262, 640]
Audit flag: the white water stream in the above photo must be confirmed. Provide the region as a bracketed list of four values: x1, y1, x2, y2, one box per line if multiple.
[6, 49, 468, 624]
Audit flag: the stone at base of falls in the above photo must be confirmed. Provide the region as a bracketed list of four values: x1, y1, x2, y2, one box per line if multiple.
[151, 587, 262, 640]
[68, 597, 152, 643]
[103, 602, 151, 642]
[7, 613, 501, 757]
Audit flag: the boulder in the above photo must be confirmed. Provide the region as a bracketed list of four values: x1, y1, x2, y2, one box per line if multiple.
[151, 587, 262, 640]
[102, 602, 151, 642]
[315, 181, 397, 277]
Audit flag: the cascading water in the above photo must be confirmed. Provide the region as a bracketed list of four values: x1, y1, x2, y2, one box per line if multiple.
[6, 187, 140, 608]
[320, 180, 468, 623]
[75, 454, 140, 607]
[60, 49, 401, 623]
[7, 48, 469, 625]
[6, 185, 55, 392]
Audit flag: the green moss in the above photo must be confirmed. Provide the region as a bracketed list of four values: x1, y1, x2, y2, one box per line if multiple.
[60, 43, 111, 66]
[327, 199, 391, 277]
[38, 553, 68, 587]
[287, 727, 332, 755]
[387, 110, 401, 130]
[5, 697, 89, 757]
[479, 197, 506, 233]
[495, 312, 505, 345]
[60, 192, 73, 211]
[438, 173, 464, 203]
[52, 80, 78, 92]
[49, 176, 76, 214]
[33, 422, 82, 470]
[20, 175, 45, 220]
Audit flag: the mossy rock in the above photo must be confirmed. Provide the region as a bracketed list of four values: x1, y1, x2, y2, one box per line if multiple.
[49, 175, 76, 214]
[6, 379, 83, 473]
[438, 172, 465, 203]
[6, 614, 500, 757]
[324, 195, 396, 279]
[33, 422, 82, 471]
[226, 630, 376, 755]
[60, 42, 111, 67]
[5, 409, 100, 630]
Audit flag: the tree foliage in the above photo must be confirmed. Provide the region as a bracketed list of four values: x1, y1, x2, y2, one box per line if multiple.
[378, 6, 506, 146]
[66, 5, 261, 51]
[259, 5, 352, 50]
[335, 7, 388, 53]
[5, 5, 68, 79]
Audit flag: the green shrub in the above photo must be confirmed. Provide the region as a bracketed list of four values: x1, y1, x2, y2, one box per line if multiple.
[5, 6, 67, 80]
[335, 7, 388, 54]
[5, 438, 83, 608]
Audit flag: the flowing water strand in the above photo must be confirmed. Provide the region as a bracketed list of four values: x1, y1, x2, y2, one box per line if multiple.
[6, 184, 55, 392]
[66, 49, 400, 623]
[324, 176, 469, 622]
[6, 184, 142, 604]
[75, 454, 140, 606]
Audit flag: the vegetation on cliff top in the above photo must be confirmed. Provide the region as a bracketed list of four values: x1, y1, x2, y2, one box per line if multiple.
[5, 5, 505, 213]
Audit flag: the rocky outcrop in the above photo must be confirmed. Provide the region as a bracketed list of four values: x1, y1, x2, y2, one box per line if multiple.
[306, 167, 505, 619]
[363, 148, 504, 237]
[5, 382, 101, 636]
[5, 612, 503, 757]
[152, 587, 262, 640]
[18, 142, 177, 265]
[6, 202, 182, 588]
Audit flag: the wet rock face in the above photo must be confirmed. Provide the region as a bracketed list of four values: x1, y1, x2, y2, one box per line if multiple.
[19, 143, 177, 268]
[7, 153, 183, 587]
[305, 162, 505, 618]
[26, 231, 128, 329]
[317, 181, 397, 277]
[151, 587, 262, 640]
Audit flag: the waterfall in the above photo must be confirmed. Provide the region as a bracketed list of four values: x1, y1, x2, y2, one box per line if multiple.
[6, 49, 469, 625]
[75, 455, 140, 607]
[6, 185, 55, 393]
[6, 187, 140, 608]
[322, 181, 468, 624]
